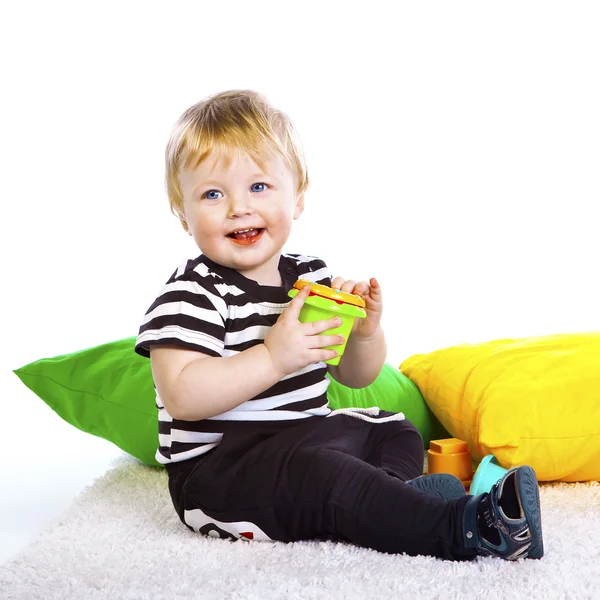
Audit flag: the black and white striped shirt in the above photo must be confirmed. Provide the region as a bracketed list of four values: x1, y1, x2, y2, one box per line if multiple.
[135, 253, 333, 464]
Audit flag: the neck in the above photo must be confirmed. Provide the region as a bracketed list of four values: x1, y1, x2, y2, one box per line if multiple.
[238, 254, 283, 287]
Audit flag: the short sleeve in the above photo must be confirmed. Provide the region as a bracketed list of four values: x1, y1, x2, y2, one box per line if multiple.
[135, 275, 227, 359]
[311, 258, 332, 287]
[288, 254, 332, 287]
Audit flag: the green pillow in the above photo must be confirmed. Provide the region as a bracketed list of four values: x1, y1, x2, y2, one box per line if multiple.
[14, 337, 447, 467]
[15, 337, 159, 466]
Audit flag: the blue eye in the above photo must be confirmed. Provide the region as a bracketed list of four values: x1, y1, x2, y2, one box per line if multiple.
[203, 189, 222, 200]
[251, 183, 268, 193]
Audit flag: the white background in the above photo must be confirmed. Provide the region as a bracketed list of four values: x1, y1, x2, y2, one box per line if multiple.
[1, 1, 599, 564]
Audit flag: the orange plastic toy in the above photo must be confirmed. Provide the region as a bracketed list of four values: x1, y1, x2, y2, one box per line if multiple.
[427, 438, 474, 487]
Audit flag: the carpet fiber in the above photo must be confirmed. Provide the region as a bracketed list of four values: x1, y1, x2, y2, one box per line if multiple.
[2, 456, 599, 600]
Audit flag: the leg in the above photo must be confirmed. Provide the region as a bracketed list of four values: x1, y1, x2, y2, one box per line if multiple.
[351, 412, 466, 499]
[277, 444, 474, 559]
[171, 417, 476, 560]
[358, 413, 425, 481]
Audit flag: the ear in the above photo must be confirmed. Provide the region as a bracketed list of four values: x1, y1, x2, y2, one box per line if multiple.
[178, 213, 192, 235]
[293, 194, 305, 220]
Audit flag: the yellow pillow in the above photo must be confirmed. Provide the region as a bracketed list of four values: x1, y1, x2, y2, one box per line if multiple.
[400, 332, 600, 482]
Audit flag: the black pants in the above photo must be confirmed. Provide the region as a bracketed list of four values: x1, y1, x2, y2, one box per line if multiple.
[166, 413, 475, 560]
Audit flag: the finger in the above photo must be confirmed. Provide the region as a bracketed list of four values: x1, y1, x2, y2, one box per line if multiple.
[331, 277, 345, 290]
[308, 334, 345, 349]
[339, 279, 356, 294]
[364, 277, 383, 311]
[353, 280, 370, 298]
[368, 277, 382, 299]
[303, 316, 342, 335]
[313, 348, 338, 363]
[285, 285, 310, 319]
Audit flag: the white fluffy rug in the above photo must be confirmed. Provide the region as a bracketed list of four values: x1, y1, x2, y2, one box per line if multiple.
[2, 456, 600, 600]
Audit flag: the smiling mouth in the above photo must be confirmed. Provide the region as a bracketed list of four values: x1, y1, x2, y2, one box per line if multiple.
[226, 228, 265, 245]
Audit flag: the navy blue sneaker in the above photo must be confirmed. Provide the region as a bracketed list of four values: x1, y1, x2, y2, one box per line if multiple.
[406, 474, 467, 500]
[463, 465, 544, 560]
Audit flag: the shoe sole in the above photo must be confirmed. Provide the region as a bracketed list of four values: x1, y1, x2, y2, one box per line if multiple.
[516, 466, 544, 559]
[407, 474, 467, 500]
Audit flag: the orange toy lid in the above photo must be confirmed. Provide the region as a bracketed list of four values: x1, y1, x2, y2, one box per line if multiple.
[292, 279, 366, 308]
[429, 438, 469, 454]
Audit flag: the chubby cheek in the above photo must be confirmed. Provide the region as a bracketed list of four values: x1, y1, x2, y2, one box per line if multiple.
[268, 205, 296, 230]
[188, 210, 219, 237]
[269, 215, 293, 240]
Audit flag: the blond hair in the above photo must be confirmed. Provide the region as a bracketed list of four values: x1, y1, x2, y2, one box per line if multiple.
[165, 90, 309, 222]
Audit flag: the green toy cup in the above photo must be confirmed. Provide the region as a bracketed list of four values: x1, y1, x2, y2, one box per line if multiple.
[288, 280, 367, 366]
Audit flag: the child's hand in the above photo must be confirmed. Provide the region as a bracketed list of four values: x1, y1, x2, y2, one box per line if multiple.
[330, 277, 383, 339]
[264, 285, 343, 377]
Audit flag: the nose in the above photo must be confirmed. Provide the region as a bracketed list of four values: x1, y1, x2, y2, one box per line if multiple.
[227, 192, 254, 218]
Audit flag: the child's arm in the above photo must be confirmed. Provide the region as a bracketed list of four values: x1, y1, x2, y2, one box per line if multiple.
[150, 285, 343, 421]
[328, 326, 387, 389]
[327, 277, 386, 388]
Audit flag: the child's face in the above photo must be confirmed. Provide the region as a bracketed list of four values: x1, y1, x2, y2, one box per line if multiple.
[178, 150, 304, 284]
